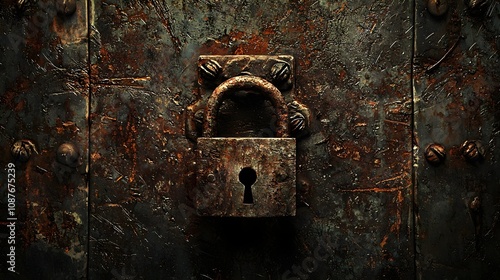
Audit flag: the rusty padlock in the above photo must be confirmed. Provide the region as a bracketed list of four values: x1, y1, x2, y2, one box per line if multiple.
[195, 75, 296, 217]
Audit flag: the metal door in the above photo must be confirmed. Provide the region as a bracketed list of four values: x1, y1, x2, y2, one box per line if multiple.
[1, 0, 498, 279]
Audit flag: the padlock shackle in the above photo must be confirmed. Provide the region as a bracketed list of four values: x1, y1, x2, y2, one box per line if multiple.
[203, 75, 290, 137]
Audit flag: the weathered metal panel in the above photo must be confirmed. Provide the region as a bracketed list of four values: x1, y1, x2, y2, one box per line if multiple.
[0, 0, 88, 278]
[89, 0, 414, 279]
[414, 0, 500, 278]
[196, 138, 296, 217]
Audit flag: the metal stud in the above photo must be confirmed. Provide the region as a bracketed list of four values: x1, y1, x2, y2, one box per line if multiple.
[270, 62, 291, 85]
[199, 60, 222, 83]
[11, 139, 37, 162]
[460, 140, 485, 163]
[56, 0, 77, 17]
[424, 143, 446, 165]
[56, 142, 81, 167]
[427, 0, 448, 17]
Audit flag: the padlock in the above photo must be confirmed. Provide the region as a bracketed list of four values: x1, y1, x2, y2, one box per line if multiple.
[195, 75, 296, 217]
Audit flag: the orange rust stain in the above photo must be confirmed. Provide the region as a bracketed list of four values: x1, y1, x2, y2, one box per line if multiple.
[337, 2, 347, 14]
[100, 47, 111, 63]
[125, 119, 138, 183]
[339, 69, 347, 81]
[91, 152, 102, 161]
[380, 234, 389, 248]
[339, 187, 404, 193]
[14, 99, 25, 112]
[390, 190, 403, 234]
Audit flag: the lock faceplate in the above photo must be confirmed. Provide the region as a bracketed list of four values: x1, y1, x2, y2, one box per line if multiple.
[195, 138, 296, 217]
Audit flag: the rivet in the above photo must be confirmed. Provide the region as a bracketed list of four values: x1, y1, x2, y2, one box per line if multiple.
[460, 140, 485, 163]
[199, 60, 221, 82]
[56, 0, 76, 17]
[470, 196, 481, 211]
[270, 62, 291, 85]
[56, 142, 81, 167]
[427, 0, 448, 17]
[15, 0, 28, 12]
[465, 0, 489, 13]
[11, 139, 38, 162]
[207, 173, 216, 183]
[424, 143, 446, 165]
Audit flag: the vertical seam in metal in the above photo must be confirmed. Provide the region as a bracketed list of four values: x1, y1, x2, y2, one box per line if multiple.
[86, 0, 92, 278]
[410, 0, 417, 279]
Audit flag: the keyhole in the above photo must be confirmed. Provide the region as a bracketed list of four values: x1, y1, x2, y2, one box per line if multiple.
[239, 167, 257, 204]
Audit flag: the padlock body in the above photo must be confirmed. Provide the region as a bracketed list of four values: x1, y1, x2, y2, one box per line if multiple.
[195, 138, 296, 217]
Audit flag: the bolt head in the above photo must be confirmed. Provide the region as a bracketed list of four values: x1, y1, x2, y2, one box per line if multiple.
[460, 140, 485, 163]
[11, 140, 37, 162]
[207, 173, 216, 183]
[427, 0, 448, 17]
[56, 0, 77, 17]
[56, 142, 81, 167]
[424, 143, 446, 165]
[270, 62, 291, 85]
[199, 60, 222, 83]
[465, 0, 489, 12]
[470, 196, 481, 211]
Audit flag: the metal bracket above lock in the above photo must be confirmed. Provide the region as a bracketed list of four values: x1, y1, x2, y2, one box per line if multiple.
[186, 55, 310, 141]
[198, 55, 295, 97]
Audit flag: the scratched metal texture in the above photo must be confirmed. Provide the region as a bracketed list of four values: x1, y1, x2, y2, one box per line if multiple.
[414, 1, 500, 279]
[0, 0, 89, 279]
[89, 0, 414, 279]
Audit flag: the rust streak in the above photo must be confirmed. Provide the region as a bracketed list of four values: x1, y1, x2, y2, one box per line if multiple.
[95, 77, 151, 88]
[339, 186, 404, 193]
[384, 119, 410, 127]
[375, 174, 406, 185]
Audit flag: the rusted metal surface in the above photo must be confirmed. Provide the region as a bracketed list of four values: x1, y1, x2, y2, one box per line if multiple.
[414, 0, 500, 278]
[196, 138, 296, 217]
[89, 0, 414, 279]
[10, 0, 498, 278]
[0, 0, 88, 278]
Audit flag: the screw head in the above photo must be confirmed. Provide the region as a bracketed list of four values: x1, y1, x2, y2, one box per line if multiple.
[207, 173, 216, 183]
[270, 62, 291, 85]
[11, 139, 37, 162]
[427, 0, 448, 17]
[465, 0, 489, 12]
[199, 60, 222, 83]
[424, 143, 446, 165]
[56, 142, 81, 167]
[470, 196, 481, 211]
[460, 140, 485, 163]
[56, 0, 76, 17]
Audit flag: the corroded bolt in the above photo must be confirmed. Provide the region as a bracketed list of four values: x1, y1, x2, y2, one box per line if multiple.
[470, 196, 481, 211]
[199, 60, 221, 82]
[424, 143, 446, 165]
[290, 112, 306, 134]
[207, 173, 216, 183]
[16, 0, 28, 11]
[11, 139, 38, 162]
[56, 0, 77, 17]
[460, 140, 485, 163]
[56, 142, 81, 167]
[465, 0, 489, 11]
[427, 0, 448, 17]
[194, 109, 205, 125]
[270, 62, 291, 85]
